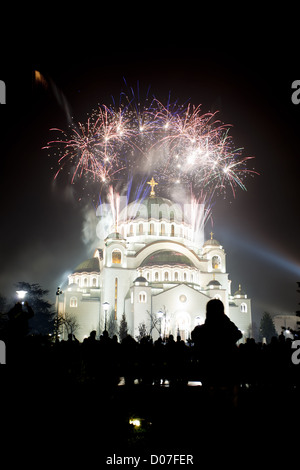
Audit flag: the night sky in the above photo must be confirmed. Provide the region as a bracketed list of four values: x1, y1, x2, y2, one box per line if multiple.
[1, 36, 300, 331]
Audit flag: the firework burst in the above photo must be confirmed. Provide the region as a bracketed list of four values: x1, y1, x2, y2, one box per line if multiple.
[44, 87, 258, 204]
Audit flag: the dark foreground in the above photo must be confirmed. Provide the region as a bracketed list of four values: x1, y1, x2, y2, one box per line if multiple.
[1, 334, 300, 466]
[1, 370, 299, 467]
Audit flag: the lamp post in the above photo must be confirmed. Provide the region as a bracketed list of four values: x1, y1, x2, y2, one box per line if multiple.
[55, 287, 62, 340]
[102, 301, 110, 332]
[56, 287, 62, 316]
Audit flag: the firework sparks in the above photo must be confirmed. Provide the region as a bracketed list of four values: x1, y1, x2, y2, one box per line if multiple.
[44, 88, 258, 204]
[190, 190, 213, 240]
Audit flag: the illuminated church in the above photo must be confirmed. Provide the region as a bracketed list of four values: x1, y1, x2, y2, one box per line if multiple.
[59, 178, 252, 342]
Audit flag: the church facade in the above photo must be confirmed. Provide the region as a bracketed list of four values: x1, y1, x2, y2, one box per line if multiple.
[58, 179, 252, 342]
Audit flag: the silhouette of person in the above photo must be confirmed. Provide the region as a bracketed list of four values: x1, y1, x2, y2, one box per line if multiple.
[87, 330, 97, 342]
[7, 301, 34, 340]
[121, 335, 137, 386]
[191, 299, 242, 387]
[165, 334, 177, 385]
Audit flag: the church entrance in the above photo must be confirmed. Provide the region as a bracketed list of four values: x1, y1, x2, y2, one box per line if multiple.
[178, 329, 188, 341]
[175, 311, 191, 341]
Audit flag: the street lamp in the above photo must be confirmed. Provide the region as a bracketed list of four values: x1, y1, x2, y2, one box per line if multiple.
[56, 287, 62, 315]
[103, 301, 110, 332]
[56, 287, 62, 296]
[16, 290, 27, 305]
[55, 287, 63, 340]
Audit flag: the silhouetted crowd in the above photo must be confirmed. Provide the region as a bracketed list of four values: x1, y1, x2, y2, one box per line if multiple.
[2, 323, 300, 390]
[1, 299, 300, 390]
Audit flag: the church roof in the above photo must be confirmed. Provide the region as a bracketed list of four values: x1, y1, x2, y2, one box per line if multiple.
[140, 250, 195, 268]
[73, 257, 100, 274]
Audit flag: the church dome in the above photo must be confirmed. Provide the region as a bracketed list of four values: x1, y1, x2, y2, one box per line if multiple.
[144, 196, 178, 209]
[73, 257, 100, 274]
[140, 250, 195, 268]
[120, 195, 183, 223]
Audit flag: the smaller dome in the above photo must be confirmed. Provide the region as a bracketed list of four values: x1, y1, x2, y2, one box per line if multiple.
[204, 239, 220, 247]
[203, 232, 221, 247]
[73, 257, 100, 274]
[234, 284, 246, 296]
[106, 232, 123, 240]
[133, 276, 148, 284]
[207, 280, 221, 287]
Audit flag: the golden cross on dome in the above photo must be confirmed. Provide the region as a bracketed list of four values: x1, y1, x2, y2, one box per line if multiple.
[147, 176, 158, 197]
[210, 231, 214, 240]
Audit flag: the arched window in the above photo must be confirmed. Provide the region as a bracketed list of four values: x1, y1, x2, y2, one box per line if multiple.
[139, 223, 143, 235]
[170, 210, 174, 221]
[139, 291, 147, 303]
[92, 277, 97, 287]
[129, 224, 134, 235]
[212, 255, 221, 270]
[70, 296, 77, 308]
[183, 272, 187, 281]
[155, 272, 159, 281]
[83, 277, 88, 286]
[240, 303, 247, 313]
[150, 223, 154, 235]
[161, 223, 165, 235]
[171, 224, 175, 237]
[164, 271, 169, 281]
[112, 250, 122, 264]
[174, 271, 179, 281]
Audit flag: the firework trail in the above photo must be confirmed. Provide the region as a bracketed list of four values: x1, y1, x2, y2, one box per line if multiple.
[107, 185, 121, 231]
